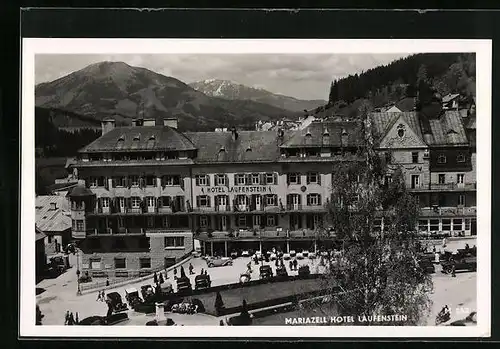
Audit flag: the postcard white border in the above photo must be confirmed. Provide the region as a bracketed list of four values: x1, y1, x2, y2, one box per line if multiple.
[21, 39, 491, 338]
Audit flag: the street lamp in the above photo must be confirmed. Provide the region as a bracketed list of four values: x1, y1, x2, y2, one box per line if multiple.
[76, 249, 81, 296]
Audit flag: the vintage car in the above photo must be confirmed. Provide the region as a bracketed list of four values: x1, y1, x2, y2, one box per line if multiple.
[79, 315, 129, 326]
[289, 250, 297, 257]
[283, 253, 291, 260]
[276, 265, 288, 277]
[301, 250, 309, 257]
[207, 257, 233, 268]
[441, 254, 477, 274]
[159, 282, 174, 295]
[48, 255, 70, 274]
[259, 265, 273, 279]
[106, 292, 128, 313]
[125, 287, 143, 307]
[230, 251, 239, 259]
[296, 252, 304, 260]
[298, 265, 311, 278]
[194, 274, 211, 290]
[176, 276, 192, 293]
[241, 250, 250, 257]
[140, 285, 156, 302]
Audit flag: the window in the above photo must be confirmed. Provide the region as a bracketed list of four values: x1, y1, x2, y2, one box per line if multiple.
[139, 258, 151, 269]
[131, 197, 141, 208]
[101, 198, 110, 208]
[200, 215, 208, 228]
[251, 174, 260, 185]
[458, 194, 465, 206]
[438, 174, 446, 184]
[97, 176, 106, 187]
[162, 175, 180, 186]
[307, 172, 319, 184]
[147, 197, 155, 207]
[287, 173, 300, 185]
[418, 219, 428, 232]
[238, 215, 247, 227]
[76, 220, 84, 231]
[397, 128, 405, 138]
[114, 176, 126, 187]
[130, 175, 139, 186]
[235, 174, 246, 186]
[265, 173, 276, 185]
[90, 258, 101, 269]
[266, 215, 276, 227]
[89, 177, 98, 187]
[457, 174, 465, 184]
[114, 258, 126, 269]
[453, 219, 463, 231]
[146, 175, 156, 186]
[147, 217, 154, 228]
[442, 219, 451, 231]
[457, 153, 466, 163]
[266, 194, 277, 206]
[307, 194, 321, 206]
[165, 236, 184, 248]
[412, 152, 419, 163]
[437, 154, 447, 164]
[118, 197, 125, 208]
[195, 175, 209, 186]
[197, 195, 210, 207]
[465, 219, 471, 231]
[429, 219, 439, 231]
[253, 215, 261, 227]
[411, 175, 420, 188]
[216, 174, 227, 186]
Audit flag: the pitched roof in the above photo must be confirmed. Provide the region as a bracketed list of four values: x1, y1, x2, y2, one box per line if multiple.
[35, 196, 71, 232]
[369, 112, 424, 145]
[80, 126, 196, 153]
[36, 226, 46, 241]
[281, 121, 364, 148]
[67, 185, 95, 197]
[47, 182, 79, 193]
[427, 111, 469, 146]
[442, 93, 460, 103]
[185, 131, 281, 163]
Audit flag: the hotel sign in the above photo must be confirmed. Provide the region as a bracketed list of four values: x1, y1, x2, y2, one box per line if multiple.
[201, 186, 273, 194]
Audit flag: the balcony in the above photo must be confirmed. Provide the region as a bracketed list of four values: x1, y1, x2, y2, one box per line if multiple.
[71, 230, 86, 239]
[86, 228, 145, 236]
[409, 182, 477, 192]
[420, 206, 477, 217]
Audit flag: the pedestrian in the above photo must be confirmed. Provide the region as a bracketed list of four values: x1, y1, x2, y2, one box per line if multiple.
[106, 277, 110, 287]
[75, 312, 79, 325]
[204, 269, 208, 276]
[173, 267, 178, 280]
[289, 260, 293, 271]
[200, 267, 204, 276]
[101, 290, 106, 301]
[189, 263, 194, 275]
[159, 272, 165, 284]
[64, 310, 70, 325]
[69, 312, 75, 325]
[275, 258, 279, 267]
[293, 259, 298, 271]
[451, 261, 456, 278]
[219, 320, 224, 326]
[96, 291, 101, 302]
[154, 272, 158, 284]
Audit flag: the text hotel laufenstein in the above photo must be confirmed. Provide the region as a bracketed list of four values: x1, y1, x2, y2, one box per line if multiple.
[284, 315, 408, 325]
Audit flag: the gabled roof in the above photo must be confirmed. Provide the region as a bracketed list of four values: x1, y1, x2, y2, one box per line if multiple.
[185, 131, 282, 163]
[281, 121, 364, 148]
[369, 112, 423, 145]
[442, 93, 460, 103]
[427, 110, 469, 146]
[35, 196, 71, 233]
[80, 126, 196, 153]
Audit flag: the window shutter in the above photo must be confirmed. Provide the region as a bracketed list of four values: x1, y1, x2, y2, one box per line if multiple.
[318, 194, 322, 205]
[244, 174, 249, 185]
[196, 196, 200, 208]
[261, 194, 266, 207]
[98, 198, 102, 211]
[207, 196, 211, 207]
[195, 176, 200, 186]
[111, 177, 116, 188]
[207, 175, 211, 186]
[127, 197, 132, 209]
[318, 174, 321, 186]
[234, 174, 238, 185]
[286, 174, 290, 185]
[273, 173, 277, 185]
[306, 173, 310, 184]
[298, 195, 302, 205]
[180, 177, 184, 190]
[224, 174, 229, 187]
[85, 178, 90, 188]
[297, 174, 302, 185]
[260, 215, 265, 229]
[274, 194, 278, 205]
[158, 197, 163, 208]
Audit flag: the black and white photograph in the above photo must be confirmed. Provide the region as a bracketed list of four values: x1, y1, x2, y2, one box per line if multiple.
[20, 39, 491, 337]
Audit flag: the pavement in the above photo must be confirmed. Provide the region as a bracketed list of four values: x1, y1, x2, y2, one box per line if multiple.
[36, 238, 477, 326]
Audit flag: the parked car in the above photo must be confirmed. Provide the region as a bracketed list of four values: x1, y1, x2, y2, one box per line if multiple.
[230, 251, 239, 259]
[301, 250, 309, 257]
[296, 252, 304, 260]
[283, 253, 291, 260]
[241, 250, 250, 257]
[259, 265, 273, 279]
[195, 274, 211, 290]
[125, 288, 143, 308]
[441, 254, 477, 274]
[289, 250, 297, 257]
[106, 292, 128, 313]
[207, 257, 233, 268]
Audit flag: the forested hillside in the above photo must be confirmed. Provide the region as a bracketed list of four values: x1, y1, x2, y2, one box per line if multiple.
[320, 53, 475, 117]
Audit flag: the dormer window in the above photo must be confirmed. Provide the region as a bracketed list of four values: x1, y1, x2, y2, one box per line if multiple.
[437, 154, 447, 164]
[148, 135, 155, 141]
[457, 153, 466, 163]
[305, 132, 312, 137]
[219, 147, 226, 153]
[246, 147, 252, 152]
[117, 135, 125, 142]
[133, 135, 140, 141]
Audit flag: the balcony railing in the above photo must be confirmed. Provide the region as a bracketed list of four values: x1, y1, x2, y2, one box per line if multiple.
[92, 205, 187, 215]
[420, 206, 477, 217]
[86, 228, 145, 236]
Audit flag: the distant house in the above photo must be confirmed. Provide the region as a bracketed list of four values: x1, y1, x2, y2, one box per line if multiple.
[47, 181, 79, 197]
[386, 105, 403, 113]
[35, 196, 72, 255]
[442, 93, 461, 110]
[35, 226, 47, 281]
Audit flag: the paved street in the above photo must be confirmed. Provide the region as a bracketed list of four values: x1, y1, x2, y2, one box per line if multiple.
[36, 237, 477, 326]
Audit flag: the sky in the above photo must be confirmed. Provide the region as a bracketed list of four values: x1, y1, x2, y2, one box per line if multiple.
[35, 53, 409, 100]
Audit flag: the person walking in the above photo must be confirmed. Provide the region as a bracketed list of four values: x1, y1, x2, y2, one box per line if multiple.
[101, 290, 106, 302]
[68, 312, 75, 325]
[75, 312, 79, 325]
[106, 277, 110, 287]
[293, 259, 298, 271]
[96, 291, 101, 302]
[64, 311, 70, 325]
[189, 263, 194, 275]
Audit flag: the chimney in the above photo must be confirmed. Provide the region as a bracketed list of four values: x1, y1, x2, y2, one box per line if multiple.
[49, 202, 57, 210]
[101, 119, 116, 135]
[231, 126, 238, 141]
[163, 118, 178, 129]
[143, 118, 156, 127]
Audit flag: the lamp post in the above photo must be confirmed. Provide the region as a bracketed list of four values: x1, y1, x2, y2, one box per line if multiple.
[76, 249, 81, 296]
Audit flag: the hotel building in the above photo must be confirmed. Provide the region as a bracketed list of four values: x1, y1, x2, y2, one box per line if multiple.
[68, 104, 476, 278]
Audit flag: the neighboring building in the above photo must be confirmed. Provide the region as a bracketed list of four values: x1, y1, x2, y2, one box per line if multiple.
[69, 102, 476, 277]
[47, 181, 79, 197]
[35, 196, 72, 254]
[442, 93, 461, 110]
[36, 226, 47, 281]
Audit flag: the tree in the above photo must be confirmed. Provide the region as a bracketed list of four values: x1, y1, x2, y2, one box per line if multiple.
[322, 109, 433, 325]
[215, 292, 224, 315]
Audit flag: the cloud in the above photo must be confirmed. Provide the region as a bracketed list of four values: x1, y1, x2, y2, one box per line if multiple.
[35, 53, 408, 100]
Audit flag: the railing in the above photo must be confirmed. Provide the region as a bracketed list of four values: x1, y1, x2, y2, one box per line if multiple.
[430, 183, 477, 191]
[420, 206, 477, 216]
[85, 228, 145, 236]
[92, 206, 186, 214]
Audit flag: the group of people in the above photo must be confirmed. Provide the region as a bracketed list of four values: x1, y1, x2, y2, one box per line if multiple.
[96, 290, 106, 302]
[64, 311, 79, 325]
